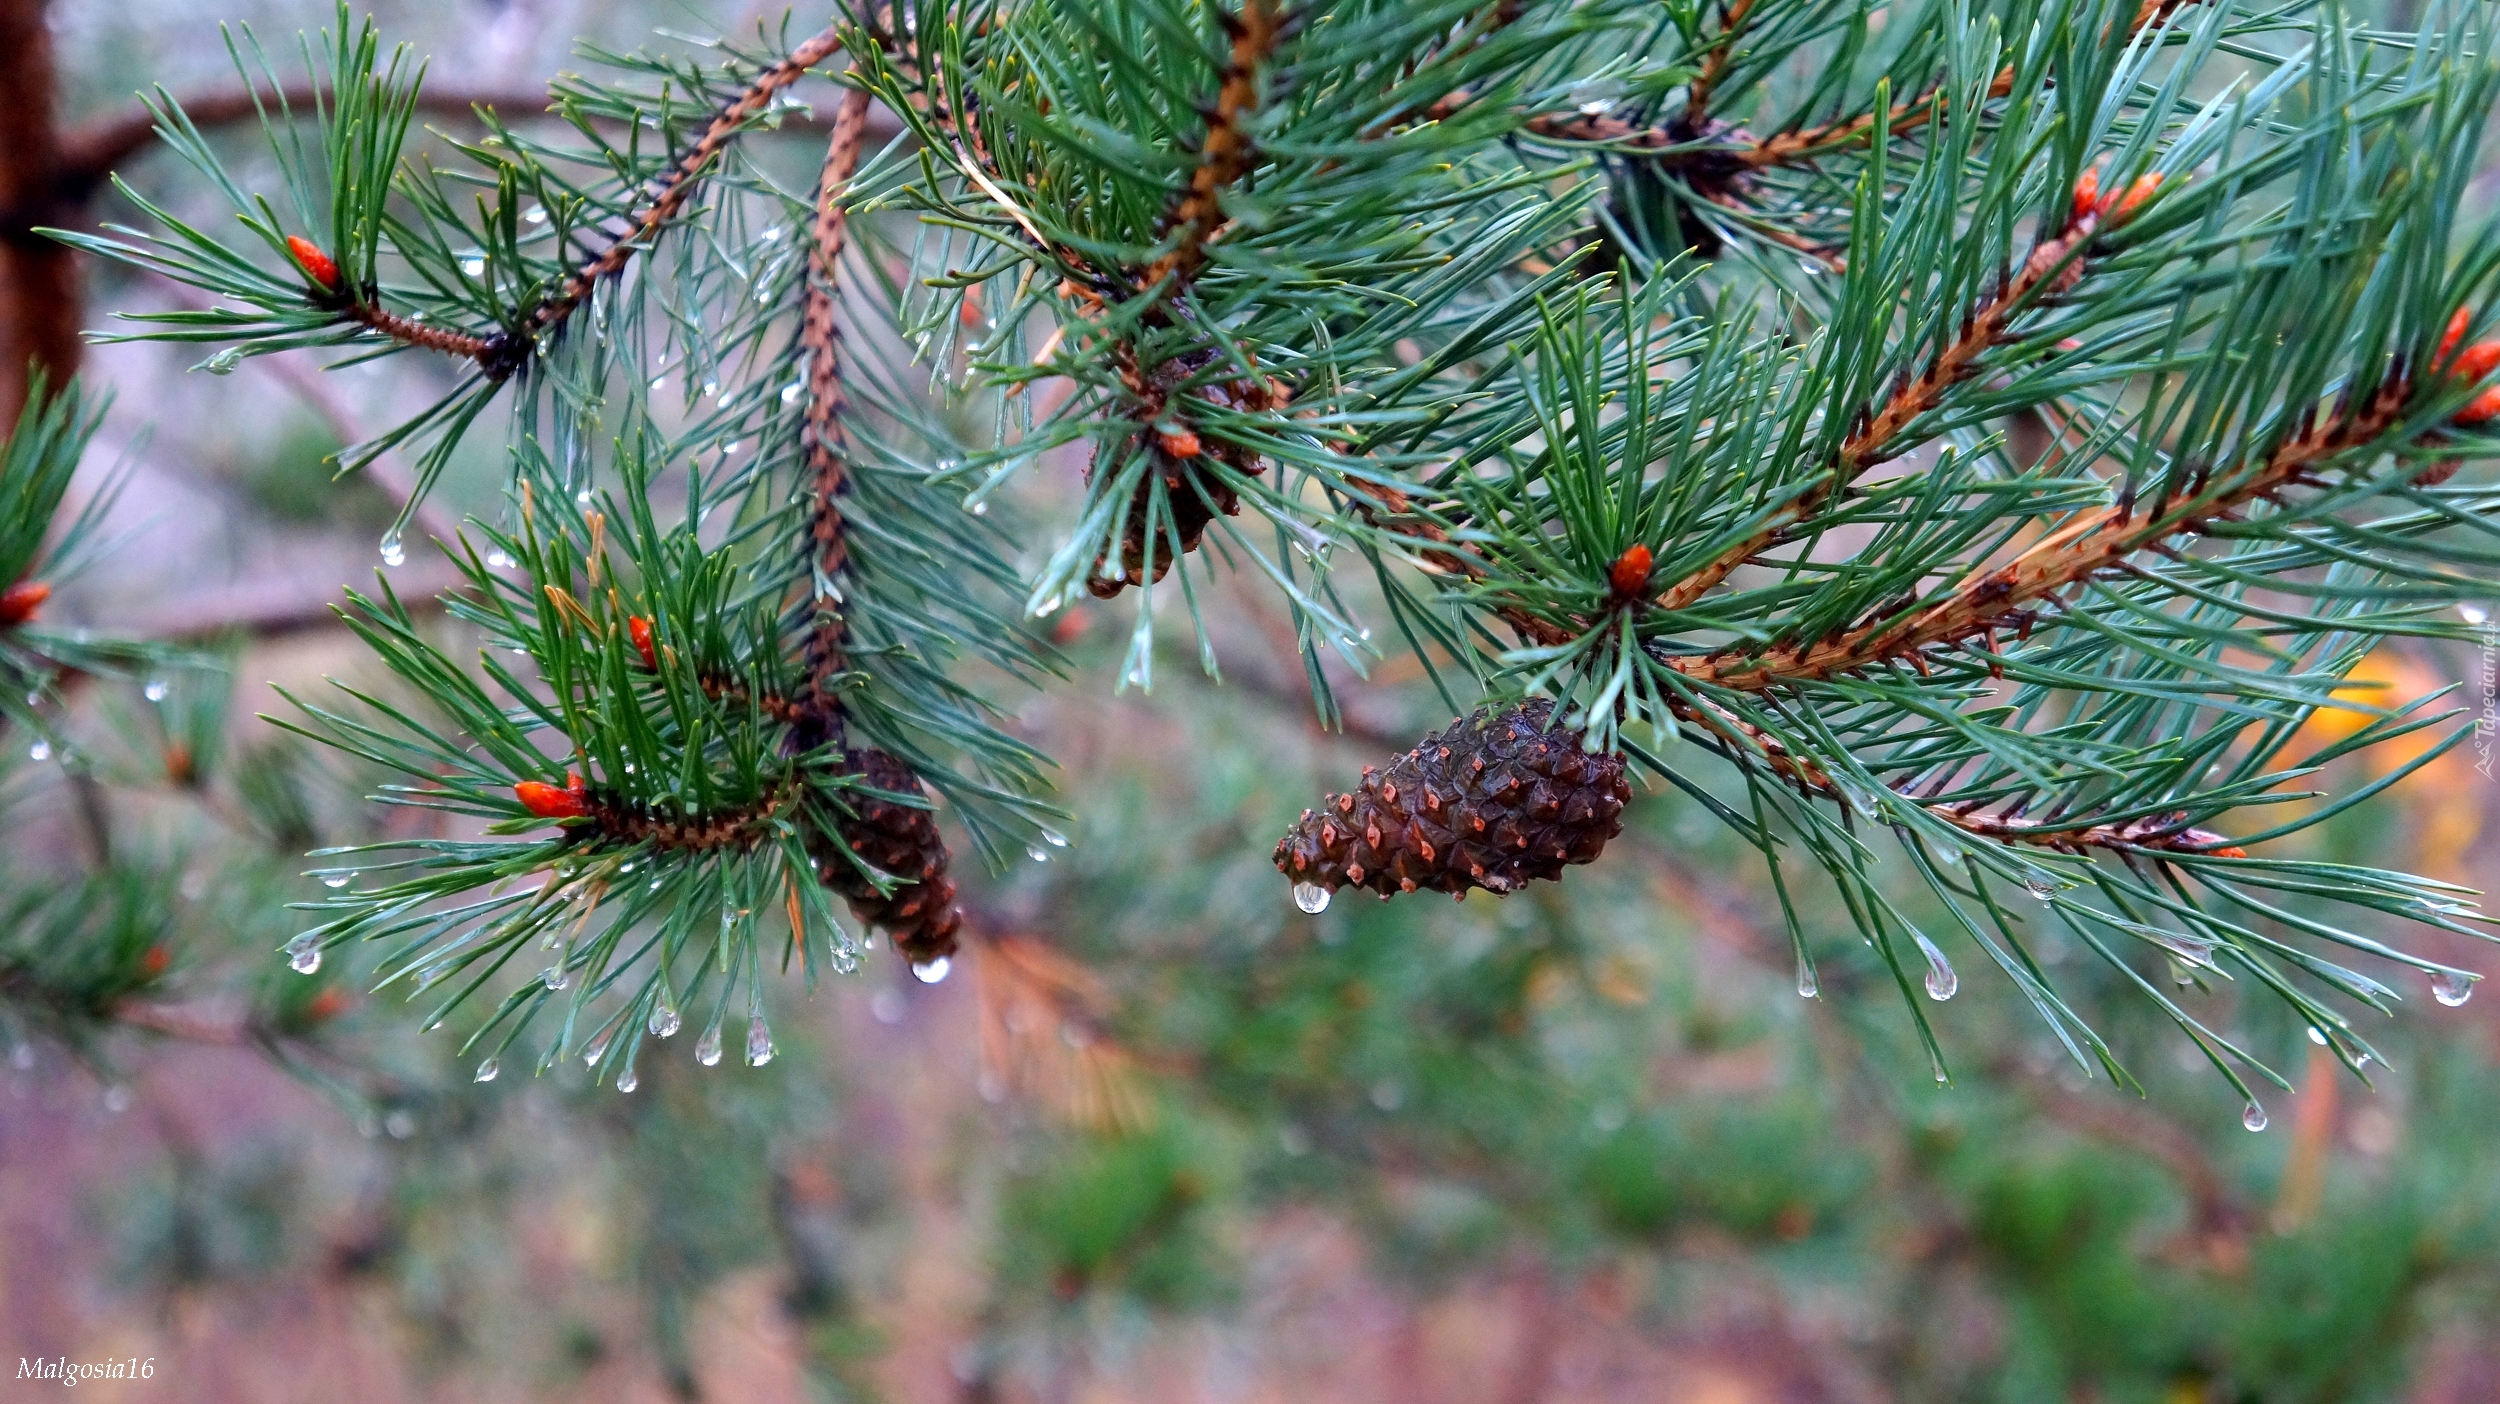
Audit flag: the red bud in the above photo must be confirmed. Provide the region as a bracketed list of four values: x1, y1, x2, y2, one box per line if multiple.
[629, 615, 657, 670]
[1156, 428, 1202, 459]
[2456, 384, 2500, 426]
[2103, 172, 2162, 222]
[2436, 307, 2472, 369]
[286, 234, 339, 291]
[0, 580, 48, 626]
[2211, 845, 2247, 860]
[305, 988, 352, 1022]
[2450, 338, 2500, 386]
[516, 774, 589, 819]
[140, 946, 171, 977]
[2071, 166, 2102, 218]
[1607, 543, 1654, 600]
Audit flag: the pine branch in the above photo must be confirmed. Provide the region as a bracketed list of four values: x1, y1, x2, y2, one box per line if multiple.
[1656, 180, 2118, 610]
[1140, 0, 1285, 297]
[513, 24, 849, 347]
[1667, 373, 2415, 691]
[796, 83, 877, 739]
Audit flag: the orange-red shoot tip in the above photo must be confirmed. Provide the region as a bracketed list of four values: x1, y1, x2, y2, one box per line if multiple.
[2071, 166, 2102, 217]
[286, 234, 339, 292]
[2210, 845, 2248, 860]
[0, 579, 49, 626]
[1156, 428, 1202, 459]
[1608, 543, 1654, 600]
[304, 988, 352, 1022]
[2100, 172, 2162, 223]
[140, 945, 171, 977]
[2457, 384, 2500, 426]
[2436, 307, 2473, 369]
[629, 615, 657, 670]
[516, 773, 589, 820]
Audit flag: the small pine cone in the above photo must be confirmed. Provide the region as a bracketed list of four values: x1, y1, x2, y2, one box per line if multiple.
[819, 749, 962, 963]
[1273, 699, 1630, 901]
[1087, 360, 1275, 599]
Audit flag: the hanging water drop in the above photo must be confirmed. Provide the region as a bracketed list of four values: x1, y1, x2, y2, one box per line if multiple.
[2242, 1100, 2268, 1133]
[830, 945, 860, 975]
[1042, 829, 1068, 848]
[2307, 1026, 2328, 1046]
[290, 944, 322, 975]
[321, 873, 350, 889]
[1800, 258, 1825, 276]
[1918, 939, 1958, 1001]
[971, 500, 988, 516]
[2431, 970, 2475, 1007]
[143, 679, 168, 702]
[912, 955, 952, 984]
[581, 1030, 611, 1065]
[649, 1004, 681, 1038]
[460, 255, 486, 276]
[779, 381, 804, 405]
[542, 965, 569, 990]
[1027, 846, 1049, 863]
[2461, 602, 2491, 625]
[695, 1025, 722, 1066]
[524, 205, 548, 224]
[474, 1057, 499, 1083]
[616, 1068, 638, 1094]
[2022, 874, 2058, 901]
[575, 488, 593, 507]
[1796, 960, 1819, 999]
[746, 1014, 775, 1066]
[486, 548, 514, 569]
[1293, 882, 1331, 914]
[29, 740, 50, 761]
[378, 532, 405, 568]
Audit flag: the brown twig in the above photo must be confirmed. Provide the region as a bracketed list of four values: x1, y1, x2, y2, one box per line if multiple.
[796, 82, 876, 739]
[517, 24, 848, 345]
[1654, 197, 2104, 610]
[1668, 374, 2413, 691]
[1140, 0, 1285, 298]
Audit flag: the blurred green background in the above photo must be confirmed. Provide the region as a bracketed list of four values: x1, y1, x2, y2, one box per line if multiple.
[1, 1, 2496, 1401]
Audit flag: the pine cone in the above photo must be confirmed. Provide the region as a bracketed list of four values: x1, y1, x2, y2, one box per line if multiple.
[1086, 358, 1275, 599]
[1274, 700, 1631, 901]
[818, 749, 962, 963]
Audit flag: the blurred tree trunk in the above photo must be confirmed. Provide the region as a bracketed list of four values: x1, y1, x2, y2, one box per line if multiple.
[0, 0, 76, 420]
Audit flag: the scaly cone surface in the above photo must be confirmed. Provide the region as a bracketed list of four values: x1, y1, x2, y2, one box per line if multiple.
[1275, 700, 1631, 901]
[821, 749, 964, 964]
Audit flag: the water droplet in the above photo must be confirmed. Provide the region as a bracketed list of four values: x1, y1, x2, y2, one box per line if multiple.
[911, 956, 952, 985]
[202, 347, 244, 374]
[542, 965, 569, 990]
[1370, 1080, 1403, 1111]
[379, 533, 406, 568]
[1800, 258, 1824, 276]
[1033, 594, 1063, 617]
[723, 441, 741, 456]
[2462, 602, 2490, 625]
[103, 1084, 133, 1113]
[971, 500, 988, 516]
[616, 1068, 638, 1094]
[2022, 874, 2058, 901]
[2307, 1026, 2328, 1045]
[1796, 960, 1819, 998]
[745, 1014, 775, 1066]
[779, 381, 804, 405]
[701, 380, 719, 399]
[8, 1043, 31, 1070]
[321, 873, 350, 889]
[2242, 1100, 2268, 1133]
[695, 1025, 722, 1066]
[2432, 970, 2475, 1006]
[1932, 839, 1965, 867]
[474, 1057, 499, 1083]
[649, 1003, 681, 1038]
[830, 946, 860, 975]
[1042, 829, 1068, 848]
[1918, 938, 1958, 1001]
[581, 1030, 610, 1065]
[460, 255, 486, 276]
[290, 945, 322, 975]
[485, 549, 514, 569]
[27, 741, 49, 761]
[574, 489, 593, 507]
[143, 679, 168, 702]
[1293, 882, 1332, 914]
[524, 205, 548, 224]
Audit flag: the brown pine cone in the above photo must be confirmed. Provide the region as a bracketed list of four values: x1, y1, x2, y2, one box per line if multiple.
[1086, 359, 1276, 599]
[1274, 699, 1631, 902]
[818, 749, 962, 964]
